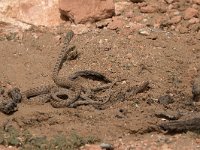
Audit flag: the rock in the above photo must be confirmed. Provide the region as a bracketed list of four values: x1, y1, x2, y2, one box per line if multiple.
[0, 86, 4, 95]
[193, 0, 200, 5]
[138, 2, 147, 7]
[129, 23, 145, 31]
[98, 39, 112, 51]
[100, 143, 114, 150]
[184, 8, 198, 20]
[0, 14, 32, 32]
[80, 144, 102, 150]
[188, 17, 200, 24]
[107, 17, 125, 30]
[59, 0, 115, 24]
[96, 19, 111, 29]
[140, 5, 157, 13]
[114, 1, 132, 16]
[158, 95, 174, 105]
[179, 26, 189, 34]
[71, 24, 91, 35]
[168, 16, 182, 24]
[138, 28, 150, 36]
[0, 0, 61, 26]
[124, 10, 134, 18]
[192, 76, 200, 101]
[158, 6, 167, 13]
[130, 0, 145, 3]
[164, 0, 175, 4]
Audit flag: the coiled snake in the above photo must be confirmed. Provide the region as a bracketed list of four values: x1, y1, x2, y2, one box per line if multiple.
[0, 30, 113, 114]
[22, 30, 82, 108]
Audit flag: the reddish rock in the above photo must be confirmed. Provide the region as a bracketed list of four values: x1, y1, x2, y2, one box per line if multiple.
[107, 16, 125, 30]
[184, 8, 198, 20]
[133, 15, 144, 22]
[137, 2, 147, 7]
[129, 22, 145, 31]
[0, 13, 32, 31]
[188, 17, 200, 24]
[169, 16, 182, 24]
[140, 5, 157, 13]
[115, 1, 132, 16]
[1, 0, 61, 26]
[179, 26, 189, 34]
[193, 0, 200, 5]
[59, 0, 115, 24]
[71, 24, 91, 34]
[124, 11, 134, 18]
[96, 19, 111, 28]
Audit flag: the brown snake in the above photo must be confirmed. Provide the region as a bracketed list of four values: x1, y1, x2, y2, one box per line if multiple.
[21, 30, 82, 108]
[1, 30, 113, 112]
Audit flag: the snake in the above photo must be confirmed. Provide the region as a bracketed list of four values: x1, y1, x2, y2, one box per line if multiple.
[0, 87, 22, 114]
[21, 30, 82, 108]
[0, 30, 113, 113]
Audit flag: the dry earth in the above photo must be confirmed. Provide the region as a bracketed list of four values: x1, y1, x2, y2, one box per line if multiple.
[0, 0, 200, 150]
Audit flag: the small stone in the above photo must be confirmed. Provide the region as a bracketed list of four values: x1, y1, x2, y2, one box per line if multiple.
[128, 34, 133, 39]
[96, 19, 111, 28]
[184, 8, 198, 20]
[158, 95, 174, 105]
[0, 87, 5, 95]
[147, 34, 158, 40]
[192, 4, 199, 9]
[138, 28, 150, 36]
[169, 16, 182, 24]
[107, 17, 125, 30]
[126, 53, 133, 59]
[164, 0, 175, 4]
[137, 2, 147, 7]
[124, 11, 134, 18]
[81, 144, 102, 150]
[158, 6, 167, 13]
[130, 22, 145, 31]
[188, 17, 200, 24]
[192, 77, 200, 101]
[130, 0, 145, 3]
[100, 143, 114, 150]
[140, 5, 157, 13]
[193, 0, 200, 5]
[179, 26, 189, 34]
[115, 2, 132, 16]
[71, 24, 90, 34]
[99, 39, 112, 51]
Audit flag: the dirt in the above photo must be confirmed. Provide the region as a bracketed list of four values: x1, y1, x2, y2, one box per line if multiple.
[0, 9, 200, 150]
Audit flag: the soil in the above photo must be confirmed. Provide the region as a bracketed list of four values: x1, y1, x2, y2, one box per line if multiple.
[0, 17, 200, 150]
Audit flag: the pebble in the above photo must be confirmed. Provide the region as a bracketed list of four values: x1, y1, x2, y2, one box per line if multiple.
[140, 5, 157, 13]
[130, 0, 145, 3]
[96, 19, 111, 28]
[184, 8, 198, 20]
[192, 76, 200, 101]
[188, 17, 200, 24]
[0, 87, 4, 95]
[158, 95, 174, 105]
[169, 16, 182, 24]
[100, 143, 114, 150]
[138, 28, 150, 36]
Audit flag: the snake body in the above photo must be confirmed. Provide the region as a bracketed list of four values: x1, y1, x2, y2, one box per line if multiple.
[21, 30, 82, 108]
[0, 30, 113, 114]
